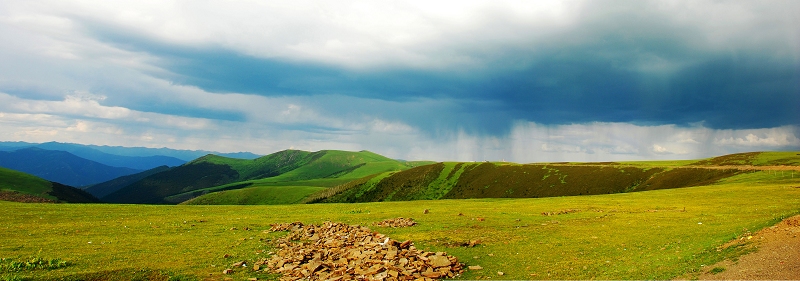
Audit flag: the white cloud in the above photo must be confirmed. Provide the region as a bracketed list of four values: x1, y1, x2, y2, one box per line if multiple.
[714, 130, 800, 147]
[3, 0, 795, 71]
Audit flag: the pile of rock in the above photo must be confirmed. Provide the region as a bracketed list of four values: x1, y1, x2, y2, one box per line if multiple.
[373, 217, 417, 228]
[258, 221, 463, 280]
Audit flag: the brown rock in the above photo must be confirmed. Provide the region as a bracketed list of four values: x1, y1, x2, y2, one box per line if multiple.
[263, 221, 464, 280]
[222, 269, 233, 275]
[422, 271, 443, 278]
[428, 255, 451, 268]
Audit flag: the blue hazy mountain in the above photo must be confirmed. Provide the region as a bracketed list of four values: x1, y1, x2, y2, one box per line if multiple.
[0, 141, 260, 162]
[0, 148, 141, 187]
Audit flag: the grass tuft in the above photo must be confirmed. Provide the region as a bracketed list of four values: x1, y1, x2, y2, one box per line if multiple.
[0, 257, 71, 272]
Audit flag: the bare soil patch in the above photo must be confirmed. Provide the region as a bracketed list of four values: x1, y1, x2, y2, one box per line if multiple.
[0, 190, 56, 203]
[694, 215, 800, 280]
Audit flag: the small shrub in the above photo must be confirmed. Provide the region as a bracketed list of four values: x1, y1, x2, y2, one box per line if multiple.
[0, 257, 71, 272]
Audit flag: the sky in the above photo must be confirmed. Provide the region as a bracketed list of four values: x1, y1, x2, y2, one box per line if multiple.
[0, 0, 798, 162]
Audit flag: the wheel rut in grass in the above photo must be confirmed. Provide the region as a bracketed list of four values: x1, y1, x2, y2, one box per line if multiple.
[692, 215, 800, 280]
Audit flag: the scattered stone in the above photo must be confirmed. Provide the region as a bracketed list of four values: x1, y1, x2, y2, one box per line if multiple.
[248, 278, 258, 281]
[222, 269, 233, 275]
[476, 217, 485, 222]
[541, 209, 580, 216]
[232, 261, 246, 267]
[468, 265, 483, 270]
[261, 221, 464, 280]
[497, 271, 504, 276]
[468, 240, 481, 247]
[423, 209, 430, 214]
[223, 254, 232, 258]
[374, 217, 417, 228]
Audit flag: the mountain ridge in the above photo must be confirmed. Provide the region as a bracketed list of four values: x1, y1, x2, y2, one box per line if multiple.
[0, 148, 142, 187]
[102, 149, 415, 204]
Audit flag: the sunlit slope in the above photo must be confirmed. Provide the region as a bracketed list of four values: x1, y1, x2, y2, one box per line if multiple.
[314, 161, 754, 203]
[169, 151, 416, 204]
[103, 150, 415, 204]
[0, 167, 99, 203]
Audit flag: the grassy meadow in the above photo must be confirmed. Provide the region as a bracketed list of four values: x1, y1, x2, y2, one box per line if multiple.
[2, 169, 799, 280]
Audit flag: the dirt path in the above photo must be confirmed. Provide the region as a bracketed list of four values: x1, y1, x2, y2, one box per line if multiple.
[693, 215, 800, 280]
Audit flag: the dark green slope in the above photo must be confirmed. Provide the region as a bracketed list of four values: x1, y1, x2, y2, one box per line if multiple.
[102, 162, 239, 204]
[0, 167, 99, 203]
[103, 149, 414, 204]
[314, 162, 748, 203]
[83, 166, 171, 198]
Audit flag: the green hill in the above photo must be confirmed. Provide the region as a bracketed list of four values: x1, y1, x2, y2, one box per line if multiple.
[0, 167, 99, 203]
[83, 166, 171, 198]
[103, 150, 417, 204]
[311, 161, 753, 203]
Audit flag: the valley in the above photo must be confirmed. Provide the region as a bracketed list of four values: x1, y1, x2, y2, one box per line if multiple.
[0, 147, 799, 280]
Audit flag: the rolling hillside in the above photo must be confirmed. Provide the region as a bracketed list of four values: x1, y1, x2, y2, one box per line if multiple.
[0, 167, 99, 203]
[82, 166, 171, 198]
[103, 149, 418, 204]
[311, 161, 750, 203]
[0, 148, 141, 187]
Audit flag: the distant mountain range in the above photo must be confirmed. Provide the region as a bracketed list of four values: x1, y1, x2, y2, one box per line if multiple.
[0, 148, 142, 187]
[0, 141, 262, 187]
[0, 141, 260, 163]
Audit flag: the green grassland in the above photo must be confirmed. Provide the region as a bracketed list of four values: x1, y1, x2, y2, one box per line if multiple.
[2, 169, 799, 280]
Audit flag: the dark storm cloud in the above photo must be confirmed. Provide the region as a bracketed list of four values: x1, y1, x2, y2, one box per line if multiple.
[1, 0, 798, 161]
[84, 16, 799, 134]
